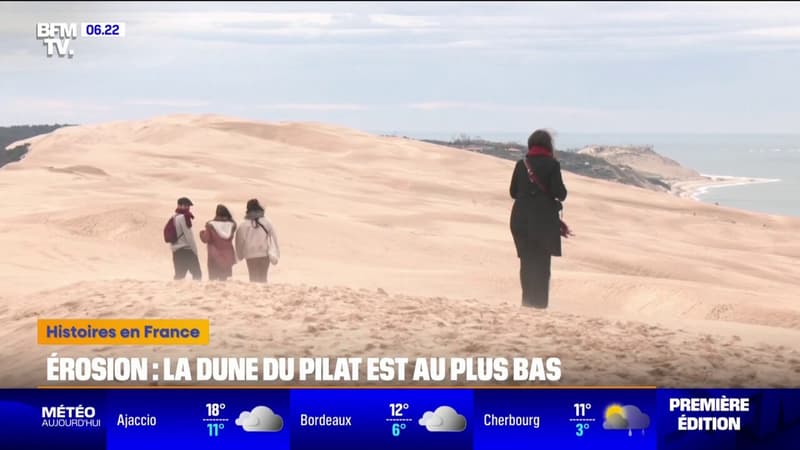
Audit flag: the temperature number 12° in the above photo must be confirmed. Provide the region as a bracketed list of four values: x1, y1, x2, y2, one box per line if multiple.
[390, 403, 409, 417]
[573, 403, 592, 417]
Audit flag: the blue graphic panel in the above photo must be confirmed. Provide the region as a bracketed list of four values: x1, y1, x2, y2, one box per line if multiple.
[1, 388, 799, 449]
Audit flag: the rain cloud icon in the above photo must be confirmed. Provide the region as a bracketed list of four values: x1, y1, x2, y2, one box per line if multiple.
[602, 404, 650, 436]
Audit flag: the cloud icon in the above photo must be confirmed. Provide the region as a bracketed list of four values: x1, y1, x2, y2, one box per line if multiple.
[234, 406, 283, 432]
[603, 413, 628, 430]
[623, 405, 650, 430]
[602, 404, 650, 432]
[418, 406, 467, 432]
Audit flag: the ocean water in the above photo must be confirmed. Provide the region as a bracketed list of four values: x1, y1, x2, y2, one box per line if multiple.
[396, 131, 800, 218]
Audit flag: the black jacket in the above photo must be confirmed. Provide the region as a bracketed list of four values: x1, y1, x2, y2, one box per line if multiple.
[509, 156, 568, 257]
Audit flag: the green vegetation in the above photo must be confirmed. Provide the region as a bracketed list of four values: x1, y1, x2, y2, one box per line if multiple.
[0, 124, 72, 168]
[421, 136, 672, 191]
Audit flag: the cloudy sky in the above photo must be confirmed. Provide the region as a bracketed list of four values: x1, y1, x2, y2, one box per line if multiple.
[2, 1, 800, 133]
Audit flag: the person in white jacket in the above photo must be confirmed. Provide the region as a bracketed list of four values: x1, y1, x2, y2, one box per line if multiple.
[235, 198, 280, 283]
[171, 197, 202, 280]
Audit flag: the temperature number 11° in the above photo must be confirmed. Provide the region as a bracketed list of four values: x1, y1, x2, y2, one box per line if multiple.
[208, 423, 224, 437]
[574, 403, 592, 417]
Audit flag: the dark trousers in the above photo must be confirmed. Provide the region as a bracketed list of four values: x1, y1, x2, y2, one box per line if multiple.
[173, 248, 202, 281]
[246, 257, 270, 283]
[520, 248, 551, 308]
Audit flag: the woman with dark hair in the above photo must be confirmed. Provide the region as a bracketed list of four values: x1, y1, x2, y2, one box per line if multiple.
[509, 129, 568, 308]
[199, 204, 238, 281]
[235, 199, 280, 283]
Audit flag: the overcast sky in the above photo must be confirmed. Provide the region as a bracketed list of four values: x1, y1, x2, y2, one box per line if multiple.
[2, 1, 800, 133]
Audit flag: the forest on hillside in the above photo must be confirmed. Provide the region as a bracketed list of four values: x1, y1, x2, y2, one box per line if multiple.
[421, 137, 671, 191]
[0, 125, 71, 168]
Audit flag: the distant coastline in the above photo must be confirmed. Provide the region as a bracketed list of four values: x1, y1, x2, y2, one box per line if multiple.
[411, 135, 797, 216]
[672, 175, 782, 201]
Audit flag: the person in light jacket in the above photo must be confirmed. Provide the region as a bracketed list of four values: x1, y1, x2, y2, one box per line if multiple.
[199, 204, 237, 281]
[171, 197, 202, 281]
[235, 198, 280, 283]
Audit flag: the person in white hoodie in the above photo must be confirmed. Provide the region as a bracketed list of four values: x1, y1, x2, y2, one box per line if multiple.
[170, 197, 202, 280]
[199, 204, 238, 281]
[235, 198, 280, 283]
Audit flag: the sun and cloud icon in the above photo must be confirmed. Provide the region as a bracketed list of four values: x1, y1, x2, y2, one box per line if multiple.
[603, 403, 650, 436]
[234, 406, 284, 432]
[418, 406, 467, 432]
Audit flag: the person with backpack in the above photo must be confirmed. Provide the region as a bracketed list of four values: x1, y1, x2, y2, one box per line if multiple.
[199, 205, 238, 281]
[235, 199, 280, 283]
[165, 197, 202, 281]
[509, 130, 568, 308]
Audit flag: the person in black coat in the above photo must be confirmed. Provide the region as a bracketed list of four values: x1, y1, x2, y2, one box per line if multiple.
[509, 129, 568, 308]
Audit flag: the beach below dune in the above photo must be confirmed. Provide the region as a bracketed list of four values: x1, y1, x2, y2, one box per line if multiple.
[670, 175, 782, 201]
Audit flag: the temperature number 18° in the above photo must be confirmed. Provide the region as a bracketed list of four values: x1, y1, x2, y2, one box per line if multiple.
[390, 403, 409, 417]
[206, 403, 226, 417]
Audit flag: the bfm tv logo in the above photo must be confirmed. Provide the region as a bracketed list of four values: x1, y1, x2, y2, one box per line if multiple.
[36, 22, 77, 58]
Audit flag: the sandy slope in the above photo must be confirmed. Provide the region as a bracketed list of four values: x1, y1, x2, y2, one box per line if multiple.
[1, 114, 798, 387]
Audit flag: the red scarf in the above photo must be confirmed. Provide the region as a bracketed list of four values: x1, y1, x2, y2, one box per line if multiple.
[175, 208, 194, 228]
[527, 145, 553, 158]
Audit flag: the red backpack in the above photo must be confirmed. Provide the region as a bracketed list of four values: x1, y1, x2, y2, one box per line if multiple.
[163, 215, 180, 244]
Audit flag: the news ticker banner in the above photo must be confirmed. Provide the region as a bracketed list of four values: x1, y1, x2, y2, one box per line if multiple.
[1, 388, 798, 450]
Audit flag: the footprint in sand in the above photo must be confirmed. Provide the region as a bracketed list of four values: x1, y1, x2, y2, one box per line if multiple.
[706, 304, 734, 320]
[461, 343, 488, 353]
[648, 367, 668, 377]
[438, 331, 459, 340]
[61, 300, 81, 312]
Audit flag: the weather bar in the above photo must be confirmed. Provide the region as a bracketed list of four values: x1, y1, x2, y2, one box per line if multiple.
[2, 387, 798, 449]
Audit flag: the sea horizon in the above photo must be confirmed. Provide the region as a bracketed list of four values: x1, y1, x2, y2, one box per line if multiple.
[382, 130, 800, 218]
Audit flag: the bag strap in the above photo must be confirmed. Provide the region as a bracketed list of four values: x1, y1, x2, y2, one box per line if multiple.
[254, 219, 272, 257]
[523, 158, 551, 195]
[254, 219, 270, 237]
[523, 158, 564, 218]
[173, 214, 184, 241]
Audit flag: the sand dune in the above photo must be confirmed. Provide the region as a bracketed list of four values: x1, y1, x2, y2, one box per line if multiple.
[1, 114, 799, 387]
